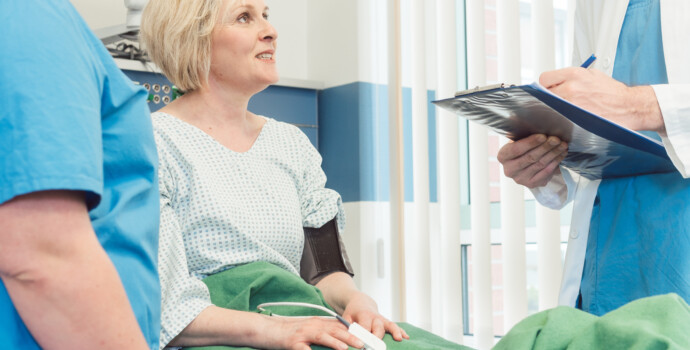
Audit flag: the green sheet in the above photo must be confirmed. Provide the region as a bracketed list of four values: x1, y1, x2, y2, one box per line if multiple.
[184, 261, 470, 350]
[494, 293, 690, 350]
[183, 261, 690, 350]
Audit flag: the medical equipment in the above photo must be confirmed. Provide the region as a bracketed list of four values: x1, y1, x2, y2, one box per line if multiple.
[122, 70, 175, 112]
[300, 218, 354, 285]
[257, 302, 387, 350]
[124, 0, 149, 28]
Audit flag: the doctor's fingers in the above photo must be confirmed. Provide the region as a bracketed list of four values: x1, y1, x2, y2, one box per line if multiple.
[500, 137, 567, 175]
[497, 134, 547, 163]
[539, 66, 585, 89]
[513, 152, 566, 188]
[497, 133, 566, 164]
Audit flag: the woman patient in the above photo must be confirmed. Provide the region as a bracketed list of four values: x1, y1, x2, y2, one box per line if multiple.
[140, 1, 408, 349]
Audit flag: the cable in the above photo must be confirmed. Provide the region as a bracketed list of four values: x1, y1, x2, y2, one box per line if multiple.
[256, 302, 350, 327]
[257, 302, 387, 350]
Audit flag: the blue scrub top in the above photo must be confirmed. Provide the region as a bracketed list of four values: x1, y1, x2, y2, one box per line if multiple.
[580, 0, 690, 316]
[0, 1, 160, 349]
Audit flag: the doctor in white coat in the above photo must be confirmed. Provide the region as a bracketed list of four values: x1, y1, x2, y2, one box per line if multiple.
[498, 0, 690, 316]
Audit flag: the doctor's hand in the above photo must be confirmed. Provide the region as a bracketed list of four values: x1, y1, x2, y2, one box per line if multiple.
[342, 291, 409, 342]
[540, 67, 665, 132]
[497, 134, 568, 188]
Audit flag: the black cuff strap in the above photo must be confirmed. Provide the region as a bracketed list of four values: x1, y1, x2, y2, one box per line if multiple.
[300, 217, 355, 285]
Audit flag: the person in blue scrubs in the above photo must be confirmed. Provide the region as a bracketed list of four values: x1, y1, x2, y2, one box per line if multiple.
[498, 0, 690, 316]
[576, 0, 688, 316]
[0, 1, 160, 349]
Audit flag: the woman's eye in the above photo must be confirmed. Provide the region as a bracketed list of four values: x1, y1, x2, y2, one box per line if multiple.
[263, 13, 269, 20]
[237, 13, 249, 23]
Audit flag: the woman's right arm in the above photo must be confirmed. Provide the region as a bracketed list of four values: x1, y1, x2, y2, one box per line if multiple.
[160, 192, 364, 350]
[157, 150, 363, 350]
[170, 306, 364, 350]
[157, 161, 215, 348]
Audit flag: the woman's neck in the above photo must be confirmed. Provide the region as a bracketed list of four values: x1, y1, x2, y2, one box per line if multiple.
[175, 81, 252, 123]
[159, 83, 266, 152]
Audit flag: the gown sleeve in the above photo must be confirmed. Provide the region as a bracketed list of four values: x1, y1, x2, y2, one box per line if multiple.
[294, 130, 346, 233]
[156, 142, 213, 349]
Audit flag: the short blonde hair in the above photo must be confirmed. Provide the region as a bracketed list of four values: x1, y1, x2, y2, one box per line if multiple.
[140, 0, 223, 92]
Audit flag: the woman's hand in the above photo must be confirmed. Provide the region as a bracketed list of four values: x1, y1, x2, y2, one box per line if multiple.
[341, 292, 409, 341]
[316, 272, 409, 343]
[168, 306, 363, 350]
[271, 316, 365, 350]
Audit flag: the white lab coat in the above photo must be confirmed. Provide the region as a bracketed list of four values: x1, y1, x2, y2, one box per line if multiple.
[532, 0, 690, 307]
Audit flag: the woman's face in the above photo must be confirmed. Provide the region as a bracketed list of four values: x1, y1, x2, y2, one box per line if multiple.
[209, 0, 278, 94]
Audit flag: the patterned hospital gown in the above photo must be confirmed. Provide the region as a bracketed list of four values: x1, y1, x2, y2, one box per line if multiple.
[153, 112, 345, 349]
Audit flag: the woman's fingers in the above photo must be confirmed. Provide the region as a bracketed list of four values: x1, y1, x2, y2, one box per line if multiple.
[284, 317, 364, 350]
[310, 327, 361, 350]
[383, 319, 408, 341]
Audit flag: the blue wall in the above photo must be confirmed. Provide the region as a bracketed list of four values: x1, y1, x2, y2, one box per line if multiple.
[122, 70, 320, 147]
[248, 85, 319, 147]
[318, 82, 438, 203]
[123, 69, 442, 204]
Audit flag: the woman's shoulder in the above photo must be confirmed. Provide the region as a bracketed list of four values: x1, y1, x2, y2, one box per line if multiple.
[150, 111, 185, 149]
[261, 117, 311, 147]
[150, 110, 207, 145]
[150, 111, 182, 140]
[151, 110, 179, 131]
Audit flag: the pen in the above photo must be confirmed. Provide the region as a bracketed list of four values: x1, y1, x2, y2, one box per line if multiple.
[580, 54, 597, 68]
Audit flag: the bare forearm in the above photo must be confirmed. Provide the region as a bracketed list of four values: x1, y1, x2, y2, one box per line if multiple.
[316, 273, 404, 341]
[171, 305, 363, 350]
[628, 86, 665, 132]
[316, 272, 360, 314]
[2, 244, 149, 349]
[169, 306, 270, 348]
[0, 191, 148, 350]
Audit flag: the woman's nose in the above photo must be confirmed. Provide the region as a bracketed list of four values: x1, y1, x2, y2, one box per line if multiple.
[260, 20, 277, 42]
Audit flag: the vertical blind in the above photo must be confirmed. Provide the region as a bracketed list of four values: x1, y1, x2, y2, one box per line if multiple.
[435, 0, 464, 343]
[386, 0, 571, 348]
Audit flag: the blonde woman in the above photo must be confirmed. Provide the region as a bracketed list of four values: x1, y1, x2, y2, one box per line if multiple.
[139, 1, 431, 349]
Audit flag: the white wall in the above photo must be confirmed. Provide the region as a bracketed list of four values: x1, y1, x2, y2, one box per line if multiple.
[70, 0, 127, 30]
[70, 0, 312, 82]
[69, 0, 410, 87]
[265, 0, 310, 81]
[304, 0, 441, 88]
[306, 0, 361, 87]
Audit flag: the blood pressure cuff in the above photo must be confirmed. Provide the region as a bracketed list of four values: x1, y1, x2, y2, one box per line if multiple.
[300, 217, 354, 285]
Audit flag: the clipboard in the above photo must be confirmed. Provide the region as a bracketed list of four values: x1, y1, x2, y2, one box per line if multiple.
[432, 82, 677, 180]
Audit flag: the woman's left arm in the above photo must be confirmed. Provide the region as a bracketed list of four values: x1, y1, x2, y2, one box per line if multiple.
[292, 128, 408, 341]
[316, 272, 409, 341]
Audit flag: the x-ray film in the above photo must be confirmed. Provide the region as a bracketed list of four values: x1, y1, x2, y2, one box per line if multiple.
[433, 83, 676, 180]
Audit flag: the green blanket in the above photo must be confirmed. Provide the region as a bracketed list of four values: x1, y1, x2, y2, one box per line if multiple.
[185, 261, 690, 350]
[494, 293, 690, 350]
[185, 261, 470, 350]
